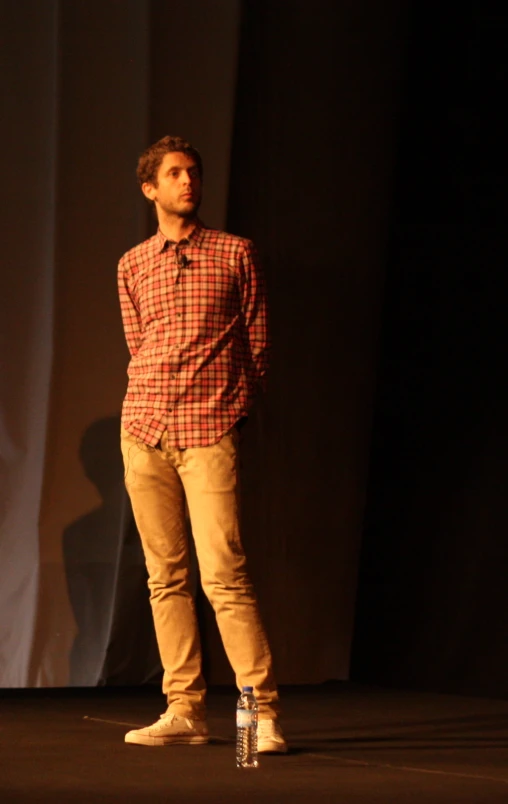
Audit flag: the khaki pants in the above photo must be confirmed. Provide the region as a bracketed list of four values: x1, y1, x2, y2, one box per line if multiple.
[120, 426, 280, 720]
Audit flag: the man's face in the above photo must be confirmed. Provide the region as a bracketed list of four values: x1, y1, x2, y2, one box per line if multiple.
[142, 151, 202, 218]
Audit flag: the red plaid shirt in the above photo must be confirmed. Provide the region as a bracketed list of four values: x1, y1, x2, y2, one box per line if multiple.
[118, 222, 269, 448]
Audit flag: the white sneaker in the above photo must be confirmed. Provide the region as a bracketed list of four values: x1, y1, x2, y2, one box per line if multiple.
[257, 719, 288, 753]
[125, 712, 209, 746]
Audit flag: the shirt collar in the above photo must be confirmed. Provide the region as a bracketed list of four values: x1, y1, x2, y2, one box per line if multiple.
[156, 219, 207, 253]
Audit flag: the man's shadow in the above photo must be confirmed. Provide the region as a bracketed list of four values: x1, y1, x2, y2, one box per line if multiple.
[63, 415, 161, 687]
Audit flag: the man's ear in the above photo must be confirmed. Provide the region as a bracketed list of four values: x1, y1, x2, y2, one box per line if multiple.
[141, 182, 156, 201]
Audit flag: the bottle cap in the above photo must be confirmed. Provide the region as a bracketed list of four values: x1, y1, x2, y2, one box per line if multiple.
[242, 686, 254, 692]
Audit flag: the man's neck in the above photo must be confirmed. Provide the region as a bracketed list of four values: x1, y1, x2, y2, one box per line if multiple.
[157, 213, 198, 243]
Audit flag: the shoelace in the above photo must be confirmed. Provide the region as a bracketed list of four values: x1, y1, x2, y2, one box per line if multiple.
[153, 713, 195, 731]
[153, 713, 176, 731]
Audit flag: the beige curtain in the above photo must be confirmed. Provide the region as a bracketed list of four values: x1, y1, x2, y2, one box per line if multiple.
[1, 0, 241, 688]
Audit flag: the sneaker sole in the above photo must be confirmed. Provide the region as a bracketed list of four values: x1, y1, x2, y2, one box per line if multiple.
[125, 733, 209, 747]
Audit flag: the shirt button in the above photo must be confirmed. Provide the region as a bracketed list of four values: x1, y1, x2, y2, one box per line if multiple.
[176, 313, 182, 318]
[168, 407, 173, 413]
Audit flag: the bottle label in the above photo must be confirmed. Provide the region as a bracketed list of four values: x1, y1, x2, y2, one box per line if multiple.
[237, 710, 256, 728]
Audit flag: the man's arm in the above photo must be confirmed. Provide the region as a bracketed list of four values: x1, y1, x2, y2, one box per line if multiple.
[118, 257, 143, 358]
[239, 240, 270, 394]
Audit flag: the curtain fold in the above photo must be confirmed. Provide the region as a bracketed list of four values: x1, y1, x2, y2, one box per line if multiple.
[0, 0, 59, 686]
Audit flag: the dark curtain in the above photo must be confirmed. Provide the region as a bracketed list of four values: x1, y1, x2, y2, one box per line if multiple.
[352, 2, 508, 699]
[220, 0, 407, 682]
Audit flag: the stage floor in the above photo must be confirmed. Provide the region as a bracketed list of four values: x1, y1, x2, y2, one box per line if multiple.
[1, 683, 508, 802]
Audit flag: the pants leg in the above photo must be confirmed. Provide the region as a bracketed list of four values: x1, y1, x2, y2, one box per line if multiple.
[120, 427, 206, 719]
[177, 429, 280, 718]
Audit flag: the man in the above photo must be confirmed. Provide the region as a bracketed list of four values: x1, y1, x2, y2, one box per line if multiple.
[118, 135, 287, 753]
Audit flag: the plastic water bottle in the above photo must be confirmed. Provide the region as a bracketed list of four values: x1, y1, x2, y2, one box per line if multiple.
[236, 686, 259, 768]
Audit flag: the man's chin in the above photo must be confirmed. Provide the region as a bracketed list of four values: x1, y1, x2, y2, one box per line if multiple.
[179, 202, 200, 219]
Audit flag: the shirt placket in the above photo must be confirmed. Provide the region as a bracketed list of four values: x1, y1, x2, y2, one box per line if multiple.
[167, 243, 187, 425]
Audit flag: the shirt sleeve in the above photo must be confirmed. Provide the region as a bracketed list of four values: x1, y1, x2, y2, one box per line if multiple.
[118, 256, 142, 358]
[239, 240, 270, 392]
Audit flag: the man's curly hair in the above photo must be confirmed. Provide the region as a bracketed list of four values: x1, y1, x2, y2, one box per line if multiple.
[136, 135, 203, 187]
